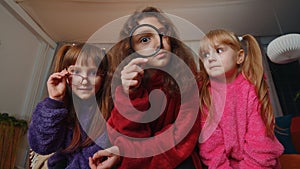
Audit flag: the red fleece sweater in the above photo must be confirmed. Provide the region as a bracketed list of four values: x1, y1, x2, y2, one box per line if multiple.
[107, 72, 202, 169]
[199, 73, 284, 169]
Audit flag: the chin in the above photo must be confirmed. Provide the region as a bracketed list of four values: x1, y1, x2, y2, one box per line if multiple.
[74, 92, 95, 100]
[77, 95, 92, 100]
[208, 71, 225, 79]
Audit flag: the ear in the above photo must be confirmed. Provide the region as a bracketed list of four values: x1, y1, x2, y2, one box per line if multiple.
[236, 49, 245, 64]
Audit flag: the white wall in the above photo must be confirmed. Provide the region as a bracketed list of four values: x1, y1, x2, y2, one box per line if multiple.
[0, 1, 56, 168]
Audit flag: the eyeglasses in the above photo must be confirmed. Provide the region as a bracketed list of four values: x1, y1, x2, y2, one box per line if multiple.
[67, 73, 105, 86]
[66, 66, 105, 86]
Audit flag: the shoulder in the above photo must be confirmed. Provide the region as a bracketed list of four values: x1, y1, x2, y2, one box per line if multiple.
[229, 74, 258, 106]
[236, 74, 256, 95]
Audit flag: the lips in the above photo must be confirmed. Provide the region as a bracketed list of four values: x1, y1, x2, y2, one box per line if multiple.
[155, 51, 167, 59]
[208, 65, 221, 70]
[77, 87, 93, 90]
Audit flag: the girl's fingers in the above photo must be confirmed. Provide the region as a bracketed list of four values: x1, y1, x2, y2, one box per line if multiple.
[123, 64, 144, 74]
[122, 79, 139, 87]
[127, 58, 148, 67]
[48, 70, 69, 83]
[89, 157, 96, 169]
[93, 149, 110, 160]
[122, 71, 139, 81]
[122, 58, 148, 75]
[49, 72, 65, 80]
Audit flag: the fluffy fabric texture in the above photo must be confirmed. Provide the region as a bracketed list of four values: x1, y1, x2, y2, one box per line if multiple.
[199, 73, 284, 169]
[28, 97, 108, 169]
[107, 72, 202, 169]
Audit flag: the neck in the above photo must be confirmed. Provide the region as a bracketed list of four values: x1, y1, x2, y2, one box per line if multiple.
[209, 69, 240, 84]
[225, 68, 240, 83]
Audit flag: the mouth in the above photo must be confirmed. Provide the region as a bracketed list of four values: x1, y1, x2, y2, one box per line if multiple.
[76, 87, 93, 91]
[154, 51, 167, 59]
[209, 65, 221, 70]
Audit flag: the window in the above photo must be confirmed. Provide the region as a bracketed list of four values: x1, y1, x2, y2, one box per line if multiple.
[258, 36, 300, 116]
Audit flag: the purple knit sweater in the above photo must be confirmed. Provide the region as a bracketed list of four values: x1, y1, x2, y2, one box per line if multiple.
[28, 97, 109, 169]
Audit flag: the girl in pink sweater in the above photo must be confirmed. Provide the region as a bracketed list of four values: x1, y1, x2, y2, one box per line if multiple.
[197, 29, 284, 169]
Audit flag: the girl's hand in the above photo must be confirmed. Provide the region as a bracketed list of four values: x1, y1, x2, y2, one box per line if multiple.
[47, 69, 69, 101]
[89, 146, 121, 169]
[121, 58, 148, 94]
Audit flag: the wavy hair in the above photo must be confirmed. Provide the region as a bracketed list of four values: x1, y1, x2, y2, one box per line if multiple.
[106, 6, 198, 98]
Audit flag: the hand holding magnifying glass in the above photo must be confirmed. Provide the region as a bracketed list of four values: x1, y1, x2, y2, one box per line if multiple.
[121, 58, 148, 94]
[121, 24, 164, 94]
[121, 24, 165, 94]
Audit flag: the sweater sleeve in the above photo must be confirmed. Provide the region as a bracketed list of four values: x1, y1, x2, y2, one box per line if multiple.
[108, 85, 201, 169]
[28, 97, 69, 155]
[199, 124, 232, 169]
[239, 92, 284, 169]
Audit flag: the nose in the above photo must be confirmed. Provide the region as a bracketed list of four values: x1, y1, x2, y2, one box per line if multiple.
[207, 53, 217, 62]
[81, 77, 89, 85]
[81, 72, 90, 85]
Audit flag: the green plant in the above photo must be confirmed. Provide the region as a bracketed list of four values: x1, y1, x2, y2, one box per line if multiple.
[0, 113, 28, 128]
[0, 112, 28, 169]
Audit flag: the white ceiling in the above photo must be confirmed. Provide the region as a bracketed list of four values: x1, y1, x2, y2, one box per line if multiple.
[14, 0, 300, 43]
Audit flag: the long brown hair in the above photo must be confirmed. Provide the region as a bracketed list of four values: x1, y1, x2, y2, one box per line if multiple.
[107, 6, 198, 98]
[198, 29, 275, 137]
[52, 43, 111, 152]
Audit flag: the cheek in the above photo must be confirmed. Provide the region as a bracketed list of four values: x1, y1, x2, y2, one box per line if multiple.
[162, 39, 171, 51]
[203, 61, 210, 69]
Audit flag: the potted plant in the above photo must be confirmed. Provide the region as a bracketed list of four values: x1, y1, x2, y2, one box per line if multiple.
[0, 112, 28, 169]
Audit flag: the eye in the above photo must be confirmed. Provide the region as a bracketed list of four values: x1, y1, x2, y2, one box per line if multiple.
[140, 36, 151, 44]
[88, 70, 98, 77]
[216, 48, 224, 54]
[69, 67, 81, 74]
[74, 70, 80, 74]
[201, 52, 210, 58]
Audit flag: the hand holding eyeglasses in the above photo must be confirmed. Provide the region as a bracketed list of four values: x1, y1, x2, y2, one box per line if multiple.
[47, 69, 69, 101]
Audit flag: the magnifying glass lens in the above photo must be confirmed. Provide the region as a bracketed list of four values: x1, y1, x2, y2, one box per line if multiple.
[131, 25, 162, 57]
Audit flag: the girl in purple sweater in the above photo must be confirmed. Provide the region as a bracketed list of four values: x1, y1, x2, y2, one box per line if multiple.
[28, 43, 117, 169]
[197, 29, 284, 169]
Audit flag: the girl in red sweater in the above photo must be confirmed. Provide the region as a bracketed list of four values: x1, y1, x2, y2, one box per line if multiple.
[90, 6, 202, 169]
[197, 29, 284, 169]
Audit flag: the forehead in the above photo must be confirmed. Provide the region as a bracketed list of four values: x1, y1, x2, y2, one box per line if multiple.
[75, 56, 97, 67]
[201, 36, 230, 50]
[69, 65, 97, 69]
[138, 17, 164, 29]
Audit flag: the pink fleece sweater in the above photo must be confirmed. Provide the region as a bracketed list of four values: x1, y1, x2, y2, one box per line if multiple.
[199, 73, 284, 169]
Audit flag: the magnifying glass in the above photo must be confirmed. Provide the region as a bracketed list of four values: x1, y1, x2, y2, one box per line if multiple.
[130, 24, 163, 57]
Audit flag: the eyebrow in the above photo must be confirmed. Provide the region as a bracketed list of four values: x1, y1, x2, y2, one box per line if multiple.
[158, 27, 166, 32]
[133, 29, 157, 35]
[213, 43, 226, 48]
